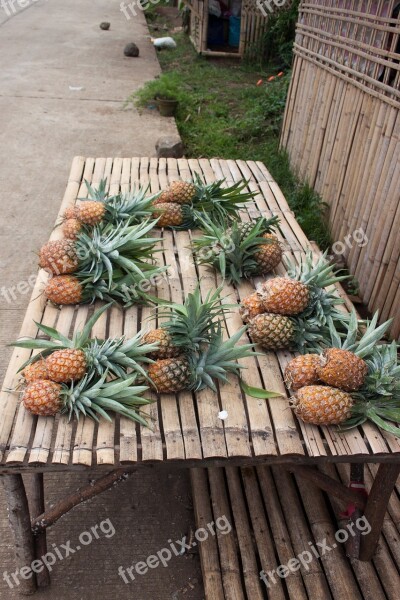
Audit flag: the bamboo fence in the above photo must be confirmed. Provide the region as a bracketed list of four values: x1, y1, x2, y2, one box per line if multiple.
[281, 0, 400, 338]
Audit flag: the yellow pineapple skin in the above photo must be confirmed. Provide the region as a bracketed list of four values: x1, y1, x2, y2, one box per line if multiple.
[258, 277, 309, 315]
[22, 380, 62, 416]
[239, 292, 265, 323]
[318, 348, 368, 391]
[168, 181, 196, 204]
[44, 275, 83, 305]
[254, 235, 283, 274]
[23, 360, 49, 383]
[153, 203, 183, 227]
[292, 385, 353, 425]
[39, 240, 78, 275]
[142, 329, 180, 359]
[62, 218, 82, 240]
[148, 357, 191, 393]
[76, 201, 106, 225]
[248, 313, 295, 349]
[284, 354, 320, 391]
[45, 349, 87, 382]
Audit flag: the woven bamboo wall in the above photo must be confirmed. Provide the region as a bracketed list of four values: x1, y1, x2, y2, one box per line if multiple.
[281, 0, 400, 338]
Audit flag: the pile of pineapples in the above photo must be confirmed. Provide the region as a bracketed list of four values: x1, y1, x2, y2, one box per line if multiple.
[13, 288, 263, 421]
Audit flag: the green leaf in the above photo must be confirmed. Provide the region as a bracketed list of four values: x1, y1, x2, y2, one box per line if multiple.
[240, 380, 283, 399]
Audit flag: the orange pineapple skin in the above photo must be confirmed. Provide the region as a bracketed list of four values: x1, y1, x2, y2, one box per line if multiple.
[254, 234, 283, 274]
[248, 313, 295, 349]
[39, 240, 78, 275]
[23, 360, 49, 383]
[45, 349, 87, 382]
[318, 348, 368, 391]
[258, 277, 309, 315]
[22, 380, 62, 416]
[64, 206, 78, 220]
[292, 385, 353, 425]
[153, 203, 183, 227]
[44, 275, 83, 305]
[152, 190, 171, 206]
[148, 357, 191, 393]
[62, 218, 82, 240]
[239, 292, 265, 323]
[284, 354, 321, 391]
[76, 201, 106, 225]
[142, 329, 181, 359]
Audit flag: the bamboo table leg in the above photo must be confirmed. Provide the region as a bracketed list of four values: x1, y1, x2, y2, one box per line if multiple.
[346, 463, 364, 558]
[1, 474, 37, 595]
[29, 474, 50, 588]
[359, 463, 400, 561]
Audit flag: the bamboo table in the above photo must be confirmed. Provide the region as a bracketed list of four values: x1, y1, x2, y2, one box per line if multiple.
[1, 157, 399, 594]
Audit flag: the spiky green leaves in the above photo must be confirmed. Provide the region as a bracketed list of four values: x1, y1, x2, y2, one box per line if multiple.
[83, 178, 159, 226]
[189, 326, 257, 392]
[61, 372, 151, 425]
[156, 284, 235, 352]
[192, 216, 281, 284]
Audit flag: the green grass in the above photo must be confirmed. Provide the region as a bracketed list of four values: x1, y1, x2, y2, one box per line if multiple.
[129, 28, 331, 249]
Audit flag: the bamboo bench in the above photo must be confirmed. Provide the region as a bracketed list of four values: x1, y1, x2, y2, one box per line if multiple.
[1, 156, 400, 595]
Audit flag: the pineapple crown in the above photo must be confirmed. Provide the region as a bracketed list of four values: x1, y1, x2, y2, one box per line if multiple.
[285, 251, 348, 289]
[154, 284, 235, 352]
[84, 179, 160, 226]
[328, 310, 392, 358]
[192, 215, 281, 284]
[75, 219, 161, 286]
[60, 371, 151, 425]
[188, 325, 258, 392]
[13, 305, 158, 380]
[339, 339, 400, 438]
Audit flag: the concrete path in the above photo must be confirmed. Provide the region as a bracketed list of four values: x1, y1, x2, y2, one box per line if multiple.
[0, 3, 203, 599]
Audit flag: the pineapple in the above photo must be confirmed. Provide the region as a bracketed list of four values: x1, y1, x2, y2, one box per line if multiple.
[257, 251, 349, 317]
[44, 267, 165, 307]
[62, 218, 82, 240]
[153, 203, 183, 227]
[22, 373, 151, 425]
[23, 380, 63, 416]
[192, 216, 282, 284]
[60, 179, 159, 229]
[45, 349, 87, 383]
[254, 234, 283, 274]
[166, 181, 196, 204]
[39, 219, 162, 286]
[44, 275, 84, 305]
[148, 327, 256, 394]
[284, 354, 320, 390]
[148, 357, 191, 393]
[291, 385, 353, 425]
[284, 311, 392, 392]
[13, 305, 158, 383]
[39, 239, 78, 275]
[144, 285, 232, 358]
[23, 359, 49, 383]
[142, 330, 181, 359]
[317, 311, 391, 391]
[153, 174, 256, 230]
[239, 292, 266, 323]
[248, 314, 295, 350]
[258, 277, 310, 315]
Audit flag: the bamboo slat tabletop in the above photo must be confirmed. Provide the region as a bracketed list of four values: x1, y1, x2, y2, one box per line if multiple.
[1, 156, 400, 473]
